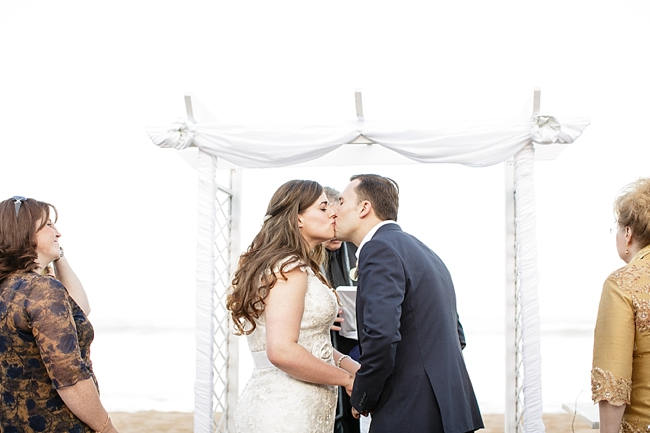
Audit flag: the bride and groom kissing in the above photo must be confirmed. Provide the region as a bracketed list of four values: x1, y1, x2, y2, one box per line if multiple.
[227, 174, 483, 433]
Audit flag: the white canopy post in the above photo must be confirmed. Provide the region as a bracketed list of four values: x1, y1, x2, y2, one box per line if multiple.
[515, 135, 544, 433]
[505, 89, 545, 433]
[355, 91, 364, 121]
[195, 145, 217, 433]
[187, 93, 240, 433]
[196, 153, 240, 433]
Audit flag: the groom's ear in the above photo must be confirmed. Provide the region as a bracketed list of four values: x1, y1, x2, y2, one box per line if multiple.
[359, 200, 372, 218]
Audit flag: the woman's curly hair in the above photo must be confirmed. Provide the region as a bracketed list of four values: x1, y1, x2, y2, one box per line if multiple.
[615, 178, 650, 249]
[0, 197, 57, 284]
[226, 180, 330, 335]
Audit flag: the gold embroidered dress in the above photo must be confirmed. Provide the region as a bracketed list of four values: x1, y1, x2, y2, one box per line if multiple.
[593, 245, 650, 433]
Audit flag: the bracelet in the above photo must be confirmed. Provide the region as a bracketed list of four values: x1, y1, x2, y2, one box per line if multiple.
[97, 415, 111, 433]
[336, 355, 350, 369]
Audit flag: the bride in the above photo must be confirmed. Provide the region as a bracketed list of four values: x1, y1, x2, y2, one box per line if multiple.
[227, 180, 360, 433]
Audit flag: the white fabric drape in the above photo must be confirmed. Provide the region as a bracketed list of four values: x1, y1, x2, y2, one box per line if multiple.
[514, 144, 545, 433]
[148, 116, 589, 168]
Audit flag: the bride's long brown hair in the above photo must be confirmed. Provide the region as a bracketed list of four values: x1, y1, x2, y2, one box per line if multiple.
[226, 180, 330, 335]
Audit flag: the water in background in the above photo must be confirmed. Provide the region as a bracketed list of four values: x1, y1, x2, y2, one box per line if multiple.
[92, 322, 594, 414]
[92, 326, 195, 412]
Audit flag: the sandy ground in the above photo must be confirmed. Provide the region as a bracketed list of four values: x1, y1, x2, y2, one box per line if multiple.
[109, 412, 597, 433]
[110, 412, 194, 433]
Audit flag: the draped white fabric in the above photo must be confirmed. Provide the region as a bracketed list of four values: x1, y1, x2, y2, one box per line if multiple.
[514, 144, 546, 433]
[148, 116, 589, 168]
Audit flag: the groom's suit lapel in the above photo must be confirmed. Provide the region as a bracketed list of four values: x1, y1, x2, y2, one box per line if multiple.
[355, 222, 402, 354]
[357, 223, 401, 267]
[356, 223, 402, 293]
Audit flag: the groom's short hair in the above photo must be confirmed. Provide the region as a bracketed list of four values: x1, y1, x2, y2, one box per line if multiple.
[350, 174, 399, 221]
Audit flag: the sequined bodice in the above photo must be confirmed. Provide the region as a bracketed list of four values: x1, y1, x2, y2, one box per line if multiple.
[233, 259, 339, 433]
[246, 266, 338, 360]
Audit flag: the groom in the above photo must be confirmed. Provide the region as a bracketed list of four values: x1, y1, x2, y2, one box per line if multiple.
[334, 174, 483, 433]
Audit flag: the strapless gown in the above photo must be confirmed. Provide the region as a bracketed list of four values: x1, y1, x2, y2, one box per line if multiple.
[233, 259, 339, 433]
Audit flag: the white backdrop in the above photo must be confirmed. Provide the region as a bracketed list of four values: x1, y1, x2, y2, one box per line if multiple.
[1, 0, 650, 414]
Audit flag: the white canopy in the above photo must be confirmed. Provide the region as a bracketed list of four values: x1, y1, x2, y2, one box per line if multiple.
[149, 103, 589, 433]
[149, 115, 588, 168]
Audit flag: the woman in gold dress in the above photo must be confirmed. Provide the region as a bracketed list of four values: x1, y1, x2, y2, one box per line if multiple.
[592, 178, 650, 433]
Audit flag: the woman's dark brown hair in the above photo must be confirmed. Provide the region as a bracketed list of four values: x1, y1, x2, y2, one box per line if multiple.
[0, 197, 57, 284]
[226, 180, 329, 335]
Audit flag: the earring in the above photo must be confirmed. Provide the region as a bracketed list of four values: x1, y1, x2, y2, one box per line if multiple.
[626, 249, 630, 255]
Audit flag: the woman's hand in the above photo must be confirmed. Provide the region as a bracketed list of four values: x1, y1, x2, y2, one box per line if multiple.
[97, 416, 119, 433]
[52, 250, 91, 315]
[57, 378, 116, 432]
[344, 373, 355, 397]
[330, 309, 344, 332]
[103, 418, 119, 433]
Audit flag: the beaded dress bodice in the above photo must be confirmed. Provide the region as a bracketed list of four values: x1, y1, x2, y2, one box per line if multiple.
[233, 259, 339, 433]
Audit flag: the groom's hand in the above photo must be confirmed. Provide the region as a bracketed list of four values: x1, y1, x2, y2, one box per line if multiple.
[351, 407, 369, 419]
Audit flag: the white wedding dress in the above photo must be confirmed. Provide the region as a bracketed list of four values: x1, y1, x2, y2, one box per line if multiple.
[233, 259, 339, 433]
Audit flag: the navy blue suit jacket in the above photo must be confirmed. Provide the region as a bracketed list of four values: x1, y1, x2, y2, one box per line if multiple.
[350, 224, 483, 433]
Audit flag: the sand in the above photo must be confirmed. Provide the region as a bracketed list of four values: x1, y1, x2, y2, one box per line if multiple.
[109, 412, 596, 432]
[110, 412, 194, 433]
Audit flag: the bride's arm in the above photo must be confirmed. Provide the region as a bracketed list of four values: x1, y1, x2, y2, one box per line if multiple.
[333, 349, 360, 375]
[265, 268, 353, 393]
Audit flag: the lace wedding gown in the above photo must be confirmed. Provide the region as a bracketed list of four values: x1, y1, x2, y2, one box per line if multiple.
[233, 259, 339, 433]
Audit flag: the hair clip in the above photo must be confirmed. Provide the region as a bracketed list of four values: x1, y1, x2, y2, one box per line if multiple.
[12, 196, 26, 217]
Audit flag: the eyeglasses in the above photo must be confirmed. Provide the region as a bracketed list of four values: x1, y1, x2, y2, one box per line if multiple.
[12, 196, 26, 217]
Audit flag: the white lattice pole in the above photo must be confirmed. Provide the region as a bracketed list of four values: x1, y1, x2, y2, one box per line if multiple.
[195, 149, 217, 433]
[225, 168, 242, 432]
[205, 165, 241, 433]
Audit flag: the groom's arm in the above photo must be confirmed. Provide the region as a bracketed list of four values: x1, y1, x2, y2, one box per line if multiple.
[350, 240, 405, 413]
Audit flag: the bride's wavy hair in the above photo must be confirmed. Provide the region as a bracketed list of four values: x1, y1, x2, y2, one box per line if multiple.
[0, 197, 57, 284]
[226, 180, 330, 335]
